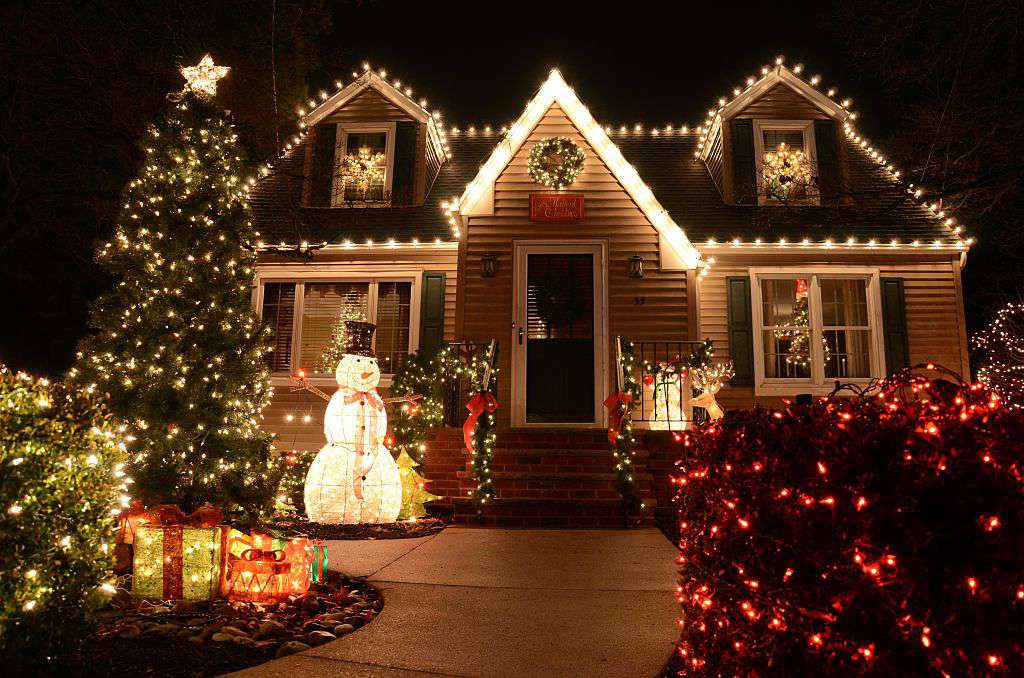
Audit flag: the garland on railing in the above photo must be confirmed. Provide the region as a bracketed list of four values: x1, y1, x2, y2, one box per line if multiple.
[465, 342, 498, 507]
[607, 338, 643, 515]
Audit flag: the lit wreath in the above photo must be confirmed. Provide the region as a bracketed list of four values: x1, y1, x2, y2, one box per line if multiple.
[527, 137, 585, 189]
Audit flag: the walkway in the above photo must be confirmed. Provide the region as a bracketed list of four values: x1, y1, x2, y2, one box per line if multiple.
[231, 527, 679, 678]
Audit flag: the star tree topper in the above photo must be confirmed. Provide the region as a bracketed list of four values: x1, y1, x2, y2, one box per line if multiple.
[181, 54, 230, 97]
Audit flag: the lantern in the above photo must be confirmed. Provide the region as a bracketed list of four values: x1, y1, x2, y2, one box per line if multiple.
[628, 254, 645, 279]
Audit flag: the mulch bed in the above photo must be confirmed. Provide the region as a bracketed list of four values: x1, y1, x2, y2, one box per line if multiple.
[46, 571, 382, 678]
[263, 513, 450, 540]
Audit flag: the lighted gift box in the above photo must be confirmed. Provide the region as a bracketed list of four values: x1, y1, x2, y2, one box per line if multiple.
[132, 525, 223, 600]
[221, 530, 316, 602]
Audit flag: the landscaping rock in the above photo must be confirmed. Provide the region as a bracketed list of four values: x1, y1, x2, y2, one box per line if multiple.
[219, 625, 248, 637]
[333, 623, 355, 635]
[211, 632, 235, 642]
[276, 641, 311, 658]
[306, 630, 336, 646]
[118, 624, 142, 638]
[255, 619, 287, 639]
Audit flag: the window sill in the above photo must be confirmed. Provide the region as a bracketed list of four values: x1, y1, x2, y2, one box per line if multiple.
[754, 379, 876, 397]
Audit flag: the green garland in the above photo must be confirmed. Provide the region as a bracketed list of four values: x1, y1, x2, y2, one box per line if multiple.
[612, 340, 643, 514]
[527, 137, 585, 189]
[467, 353, 497, 507]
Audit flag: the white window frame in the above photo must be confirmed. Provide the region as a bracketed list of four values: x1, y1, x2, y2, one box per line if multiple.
[752, 119, 819, 206]
[750, 267, 885, 396]
[255, 266, 421, 386]
[331, 121, 397, 207]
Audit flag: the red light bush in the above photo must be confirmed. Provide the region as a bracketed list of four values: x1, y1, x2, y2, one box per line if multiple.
[672, 366, 1024, 676]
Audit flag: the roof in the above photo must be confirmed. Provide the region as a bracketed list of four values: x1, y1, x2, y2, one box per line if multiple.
[249, 134, 493, 247]
[249, 59, 968, 255]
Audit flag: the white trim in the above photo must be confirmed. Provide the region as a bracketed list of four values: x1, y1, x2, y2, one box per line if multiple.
[303, 71, 448, 163]
[749, 266, 885, 396]
[255, 266, 424, 384]
[455, 69, 701, 270]
[512, 240, 609, 428]
[752, 119, 819, 206]
[331, 121, 396, 206]
[720, 67, 850, 123]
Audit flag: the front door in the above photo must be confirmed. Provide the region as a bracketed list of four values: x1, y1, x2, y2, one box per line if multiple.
[513, 243, 606, 426]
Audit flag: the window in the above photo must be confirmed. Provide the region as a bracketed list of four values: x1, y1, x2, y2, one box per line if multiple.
[332, 123, 395, 206]
[752, 270, 882, 394]
[259, 278, 415, 376]
[753, 120, 817, 205]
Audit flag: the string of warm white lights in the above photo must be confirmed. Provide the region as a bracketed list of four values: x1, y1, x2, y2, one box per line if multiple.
[693, 56, 972, 250]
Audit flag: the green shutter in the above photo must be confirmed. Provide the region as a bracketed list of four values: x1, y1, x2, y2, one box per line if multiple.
[880, 278, 910, 374]
[391, 121, 418, 205]
[308, 123, 337, 207]
[418, 271, 446, 357]
[726, 276, 755, 385]
[731, 119, 756, 204]
[814, 119, 840, 201]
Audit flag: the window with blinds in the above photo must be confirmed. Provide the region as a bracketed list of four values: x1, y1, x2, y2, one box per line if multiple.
[762, 129, 805, 152]
[259, 279, 413, 376]
[300, 282, 370, 371]
[374, 282, 411, 374]
[261, 282, 296, 372]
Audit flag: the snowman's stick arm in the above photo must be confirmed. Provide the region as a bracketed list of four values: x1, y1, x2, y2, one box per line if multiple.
[289, 374, 331, 402]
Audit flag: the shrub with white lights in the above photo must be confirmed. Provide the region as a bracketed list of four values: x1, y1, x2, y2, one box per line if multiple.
[0, 369, 128, 665]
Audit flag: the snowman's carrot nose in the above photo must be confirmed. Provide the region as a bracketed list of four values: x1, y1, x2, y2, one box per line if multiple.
[361, 372, 372, 379]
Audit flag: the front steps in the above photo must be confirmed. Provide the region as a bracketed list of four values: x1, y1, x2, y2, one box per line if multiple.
[423, 428, 656, 528]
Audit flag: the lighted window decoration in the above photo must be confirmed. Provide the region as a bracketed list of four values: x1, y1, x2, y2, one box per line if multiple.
[339, 132, 387, 202]
[757, 273, 877, 392]
[527, 137, 585, 189]
[304, 321, 403, 524]
[761, 140, 814, 202]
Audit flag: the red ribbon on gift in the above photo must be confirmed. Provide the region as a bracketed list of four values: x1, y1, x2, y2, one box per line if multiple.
[603, 391, 633, 445]
[118, 501, 223, 544]
[463, 392, 499, 454]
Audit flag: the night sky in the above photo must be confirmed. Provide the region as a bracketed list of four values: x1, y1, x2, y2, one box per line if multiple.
[0, 1, 1001, 376]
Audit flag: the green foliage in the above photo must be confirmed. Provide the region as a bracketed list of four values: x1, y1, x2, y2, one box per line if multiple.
[273, 448, 317, 515]
[0, 369, 127, 664]
[612, 340, 643, 514]
[389, 349, 458, 464]
[71, 93, 279, 520]
[312, 305, 367, 373]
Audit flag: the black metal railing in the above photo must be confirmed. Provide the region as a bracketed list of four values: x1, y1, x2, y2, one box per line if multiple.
[627, 340, 710, 429]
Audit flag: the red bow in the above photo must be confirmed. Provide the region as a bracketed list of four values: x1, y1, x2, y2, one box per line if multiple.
[118, 501, 222, 544]
[343, 389, 384, 410]
[463, 392, 499, 454]
[603, 391, 633, 445]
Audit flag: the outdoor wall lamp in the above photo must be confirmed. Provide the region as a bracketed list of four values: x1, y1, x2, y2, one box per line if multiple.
[628, 254, 645, 279]
[481, 254, 497, 278]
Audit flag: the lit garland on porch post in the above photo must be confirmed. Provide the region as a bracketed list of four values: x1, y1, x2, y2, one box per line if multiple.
[610, 340, 642, 514]
[466, 347, 498, 507]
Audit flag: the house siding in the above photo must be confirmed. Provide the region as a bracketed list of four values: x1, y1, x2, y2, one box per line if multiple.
[696, 252, 970, 409]
[456, 103, 690, 427]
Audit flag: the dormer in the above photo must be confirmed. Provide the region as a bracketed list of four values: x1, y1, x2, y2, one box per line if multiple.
[699, 65, 851, 207]
[298, 69, 449, 208]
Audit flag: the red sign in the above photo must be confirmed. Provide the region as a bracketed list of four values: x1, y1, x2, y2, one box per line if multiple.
[529, 193, 584, 222]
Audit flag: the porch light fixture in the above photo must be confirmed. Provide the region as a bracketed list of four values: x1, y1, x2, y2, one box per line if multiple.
[628, 255, 645, 279]
[481, 254, 497, 278]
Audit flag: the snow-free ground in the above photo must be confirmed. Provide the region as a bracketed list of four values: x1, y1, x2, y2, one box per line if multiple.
[230, 527, 679, 678]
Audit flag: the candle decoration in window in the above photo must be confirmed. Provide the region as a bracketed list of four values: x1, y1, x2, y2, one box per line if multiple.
[528, 136, 585, 189]
[304, 320, 403, 524]
[762, 142, 814, 201]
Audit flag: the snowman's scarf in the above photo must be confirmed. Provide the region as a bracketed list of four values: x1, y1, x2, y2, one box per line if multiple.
[340, 387, 385, 500]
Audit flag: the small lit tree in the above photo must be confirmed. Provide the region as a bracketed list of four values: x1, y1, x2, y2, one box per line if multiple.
[71, 57, 280, 518]
[0, 369, 128, 666]
[973, 300, 1024, 408]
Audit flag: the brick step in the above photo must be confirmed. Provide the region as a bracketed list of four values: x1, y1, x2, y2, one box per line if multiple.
[457, 471, 654, 502]
[452, 497, 652, 528]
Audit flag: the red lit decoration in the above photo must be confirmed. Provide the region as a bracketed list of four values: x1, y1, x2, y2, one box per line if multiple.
[671, 365, 1024, 676]
[221, 530, 314, 603]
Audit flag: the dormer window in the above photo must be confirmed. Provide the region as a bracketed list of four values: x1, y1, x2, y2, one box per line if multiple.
[332, 122, 396, 206]
[753, 120, 819, 205]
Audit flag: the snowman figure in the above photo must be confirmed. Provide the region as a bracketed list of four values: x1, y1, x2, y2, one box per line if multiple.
[304, 320, 402, 524]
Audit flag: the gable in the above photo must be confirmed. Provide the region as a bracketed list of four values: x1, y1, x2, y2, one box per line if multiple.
[455, 70, 701, 270]
[730, 83, 830, 121]
[323, 88, 415, 124]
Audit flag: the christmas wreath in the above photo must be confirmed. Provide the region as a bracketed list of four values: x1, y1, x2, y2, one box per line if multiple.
[527, 137, 585, 189]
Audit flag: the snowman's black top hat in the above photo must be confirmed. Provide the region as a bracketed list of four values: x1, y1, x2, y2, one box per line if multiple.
[344, 320, 376, 357]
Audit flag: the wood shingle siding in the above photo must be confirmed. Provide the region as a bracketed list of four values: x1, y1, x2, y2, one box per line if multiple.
[458, 103, 689, 427]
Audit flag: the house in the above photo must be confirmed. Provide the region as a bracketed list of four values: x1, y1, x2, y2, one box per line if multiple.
[252, 60, 970, 524]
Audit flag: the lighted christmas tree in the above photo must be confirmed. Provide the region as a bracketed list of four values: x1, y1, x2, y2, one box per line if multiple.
[395, 448, 440, 520]
[70, 56, 280, 518]
[973, 300, 1024, 408]
[313, 304, 367, 373]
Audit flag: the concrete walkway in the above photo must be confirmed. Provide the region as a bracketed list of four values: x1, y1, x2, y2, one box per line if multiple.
[231, 527, 679, 678]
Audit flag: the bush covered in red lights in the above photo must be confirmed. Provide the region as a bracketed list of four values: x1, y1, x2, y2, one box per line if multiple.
[672, 366, 1024, 676]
